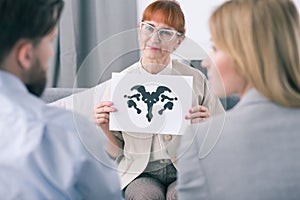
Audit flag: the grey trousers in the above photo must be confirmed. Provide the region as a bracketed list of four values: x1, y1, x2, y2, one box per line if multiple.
[124, 159, 177, 200]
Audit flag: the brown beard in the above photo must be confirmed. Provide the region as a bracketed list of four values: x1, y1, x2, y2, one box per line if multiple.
[25, 58, 47, 97]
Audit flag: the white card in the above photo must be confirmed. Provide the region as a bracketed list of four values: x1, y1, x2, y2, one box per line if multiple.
[110, 72, 193, 135]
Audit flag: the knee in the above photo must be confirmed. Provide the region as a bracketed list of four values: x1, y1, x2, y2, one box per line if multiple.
[166, 181, 177, 200]
[124, 177, 165, 200]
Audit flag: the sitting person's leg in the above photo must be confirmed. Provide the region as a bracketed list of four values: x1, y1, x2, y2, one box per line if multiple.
[166, 181, 177, 200]
[124, 176, 165, 200]
[124, 160, 178, 200]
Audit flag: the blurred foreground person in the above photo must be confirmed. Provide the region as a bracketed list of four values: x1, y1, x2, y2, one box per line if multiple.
[0, 0, 122, 199]
[178, 0, 300, 199]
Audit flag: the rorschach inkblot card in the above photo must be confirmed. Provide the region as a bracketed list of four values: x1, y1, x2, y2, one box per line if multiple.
[110, 72, 193, 135]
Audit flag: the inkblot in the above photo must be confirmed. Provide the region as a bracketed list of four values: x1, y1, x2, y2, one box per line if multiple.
[124, 85, 178, 122]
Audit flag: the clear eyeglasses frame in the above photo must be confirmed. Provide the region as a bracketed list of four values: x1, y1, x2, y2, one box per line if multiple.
[139, 22, 182, 42]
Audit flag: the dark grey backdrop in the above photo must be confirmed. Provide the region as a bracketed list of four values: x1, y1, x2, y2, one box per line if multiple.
[47, 0, 140, 88]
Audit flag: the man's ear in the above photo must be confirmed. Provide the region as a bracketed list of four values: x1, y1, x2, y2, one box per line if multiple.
[16, 40, 34, 70]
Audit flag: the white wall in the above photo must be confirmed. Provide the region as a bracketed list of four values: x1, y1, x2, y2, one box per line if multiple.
[137, 0, 300, 59]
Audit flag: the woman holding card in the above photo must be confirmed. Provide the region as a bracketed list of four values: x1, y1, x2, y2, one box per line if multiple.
[94, 0, 224, 199]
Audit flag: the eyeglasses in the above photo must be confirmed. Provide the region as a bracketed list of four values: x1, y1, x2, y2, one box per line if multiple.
[139, 22, 182, 41]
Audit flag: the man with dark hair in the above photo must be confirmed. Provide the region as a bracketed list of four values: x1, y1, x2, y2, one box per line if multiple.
[0, 0, 122, 199]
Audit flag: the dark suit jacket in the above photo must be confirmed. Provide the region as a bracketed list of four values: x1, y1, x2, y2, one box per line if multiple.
[178, 89, 300, 200]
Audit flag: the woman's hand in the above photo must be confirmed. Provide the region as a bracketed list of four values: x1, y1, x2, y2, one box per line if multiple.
[94, 101, 117, 132]
[185, 105, 210, 124]
[94, 101, 121, 158]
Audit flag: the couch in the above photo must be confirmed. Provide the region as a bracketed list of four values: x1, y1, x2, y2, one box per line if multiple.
[41, 82, 108, 122]
[41, 84, 239, 111]
[42, 60, 240, 111]
[41, 88, 86, 103]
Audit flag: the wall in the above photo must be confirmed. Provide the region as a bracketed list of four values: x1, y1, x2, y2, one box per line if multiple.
[137, 0, 300, 59]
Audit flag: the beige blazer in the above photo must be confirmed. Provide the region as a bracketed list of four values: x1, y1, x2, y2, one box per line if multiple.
[103, 60, 225, 189]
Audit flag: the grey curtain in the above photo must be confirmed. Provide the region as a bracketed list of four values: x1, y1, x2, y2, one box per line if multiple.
[47, 0, 139, 88]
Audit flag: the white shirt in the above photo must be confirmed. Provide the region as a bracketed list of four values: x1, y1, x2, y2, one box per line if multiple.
[0, 70, 122, 200]
[124, 61, 173, 162]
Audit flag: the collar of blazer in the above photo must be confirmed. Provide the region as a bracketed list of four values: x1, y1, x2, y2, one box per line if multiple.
[234, 88, 269, 109]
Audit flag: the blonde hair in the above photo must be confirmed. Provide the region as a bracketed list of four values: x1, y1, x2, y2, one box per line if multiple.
[209, 0, 300, 107]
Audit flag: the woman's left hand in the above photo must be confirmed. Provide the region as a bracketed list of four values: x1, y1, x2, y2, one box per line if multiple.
[185, 105, 210, 124]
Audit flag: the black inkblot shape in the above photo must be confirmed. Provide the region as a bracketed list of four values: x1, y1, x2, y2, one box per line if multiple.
[124, 85, 178, 122]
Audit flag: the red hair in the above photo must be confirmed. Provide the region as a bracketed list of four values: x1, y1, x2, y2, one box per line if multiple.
[142, 0, 186, 34]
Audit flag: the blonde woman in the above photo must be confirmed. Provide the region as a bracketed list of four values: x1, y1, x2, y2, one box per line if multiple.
[178, 0, 300, 199]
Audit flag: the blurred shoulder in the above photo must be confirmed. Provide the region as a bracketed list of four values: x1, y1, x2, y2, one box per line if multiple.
[42, 104, 101, 137]
[42, 104, 108, 157]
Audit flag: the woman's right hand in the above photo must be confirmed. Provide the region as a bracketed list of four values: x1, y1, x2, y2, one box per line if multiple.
[94, 101, 117, 132]
[94, 101, 121, 158]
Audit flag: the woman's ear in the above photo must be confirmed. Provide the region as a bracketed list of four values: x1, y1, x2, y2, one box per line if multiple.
[173, 35, 185, 51]
[16, 40, 34, 70]
[177, 35, 185, 45]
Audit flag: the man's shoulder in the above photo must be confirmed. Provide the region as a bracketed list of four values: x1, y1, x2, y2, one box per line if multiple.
[43, 104, 99, 135]
[28, 100, 109, 166]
